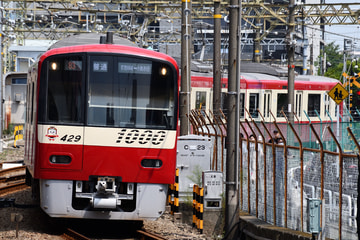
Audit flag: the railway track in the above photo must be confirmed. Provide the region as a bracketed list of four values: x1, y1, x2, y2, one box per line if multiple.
[0, 165, 27, 196]
[60, 228, 168, 240]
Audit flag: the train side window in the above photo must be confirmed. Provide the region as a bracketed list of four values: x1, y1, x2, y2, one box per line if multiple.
[263, 92, 271, 118]
[196, 91, 206, 110]
[221, 92, 244, 118]
[324, 94, 330, 115]
[277, 93, 288, 117]
[295, 92, 302, 119]
[240, 93, 245, 118]
[249, 93, 259, 118]
[308, 94, 320, 117]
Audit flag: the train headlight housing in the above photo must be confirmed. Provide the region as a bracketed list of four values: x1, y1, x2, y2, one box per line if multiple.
[141, 159, 163, 168]
[49, 155, 72, 164]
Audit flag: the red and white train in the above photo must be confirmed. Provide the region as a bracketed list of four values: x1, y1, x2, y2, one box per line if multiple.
[24, 33, 179, 220]
[190, 69, 340, 123]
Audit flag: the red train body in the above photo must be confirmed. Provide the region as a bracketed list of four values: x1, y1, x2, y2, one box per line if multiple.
[25, 36, 179, 220]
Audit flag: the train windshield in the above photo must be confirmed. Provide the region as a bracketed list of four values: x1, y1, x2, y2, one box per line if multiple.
[38, 55, 85, 124]
[87, 55, 176, 130]
[38, 53, 177, 130]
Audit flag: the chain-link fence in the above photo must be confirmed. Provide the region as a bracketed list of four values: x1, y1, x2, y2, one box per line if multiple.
[188, 109, 359, 240]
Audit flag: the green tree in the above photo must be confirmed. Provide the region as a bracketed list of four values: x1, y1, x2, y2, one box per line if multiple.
[320, 41, 344, 80]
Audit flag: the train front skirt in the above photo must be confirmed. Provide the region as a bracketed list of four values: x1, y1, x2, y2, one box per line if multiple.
[39, 179, 168, 220]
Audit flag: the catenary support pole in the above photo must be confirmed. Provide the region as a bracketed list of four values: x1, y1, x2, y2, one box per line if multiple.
[180, 0, 191, 136]
[286, 0, 295, 124]
[213, 0, 221, 118]
[224, 0, 240, 238]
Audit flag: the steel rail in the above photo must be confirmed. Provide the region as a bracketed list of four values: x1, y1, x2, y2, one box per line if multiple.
[61, 228, 90, 240]
[136, 229, 167, 240]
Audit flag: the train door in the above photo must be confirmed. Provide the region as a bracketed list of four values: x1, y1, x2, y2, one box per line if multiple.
[295, 91, 303, 120]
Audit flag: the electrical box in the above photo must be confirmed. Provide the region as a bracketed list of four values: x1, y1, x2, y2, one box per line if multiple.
[307, 198, 322, 234]
[202, 171, 223, 209]
[15, 93, 22, 102]
[177, 135, 211, 199]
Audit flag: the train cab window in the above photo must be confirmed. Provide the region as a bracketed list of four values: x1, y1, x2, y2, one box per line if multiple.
[308, 94, 320, 117]
[196, 91, 206, 110]
[87, 55, 176, 130]
[249, 93, 259, 118]
[277, 93, 288, 117]
[38, 55, 84, 124]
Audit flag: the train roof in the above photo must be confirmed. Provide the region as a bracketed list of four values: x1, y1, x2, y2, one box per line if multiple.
[292, 75, 340, 82]
[48, 33, 137, 49]
[191, 70, 339, 83]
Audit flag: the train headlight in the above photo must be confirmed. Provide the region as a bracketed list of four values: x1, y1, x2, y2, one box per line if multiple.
[49, 155, 71, 164]
[141, 159, 163, 168]
[160, 67, 167, 76]
[50, 62, 58, 71]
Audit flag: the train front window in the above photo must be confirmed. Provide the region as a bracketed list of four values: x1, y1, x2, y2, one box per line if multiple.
[38, 55, 84, 124]
[87, 55, 176, 130]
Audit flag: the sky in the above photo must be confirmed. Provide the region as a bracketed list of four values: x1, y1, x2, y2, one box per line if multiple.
[323, 0, 360, 50]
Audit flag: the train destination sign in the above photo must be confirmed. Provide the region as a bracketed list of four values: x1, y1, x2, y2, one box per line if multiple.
[328, 83, 349, 105]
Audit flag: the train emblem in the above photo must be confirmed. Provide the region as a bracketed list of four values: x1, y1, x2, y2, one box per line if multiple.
[45, 127, 59, 141]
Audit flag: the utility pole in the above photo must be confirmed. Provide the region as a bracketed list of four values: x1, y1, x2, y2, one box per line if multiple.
[253, 18, 261, 63]
[213, 0, 221, 117]
[180, 0, 191, 136]
[286, 0, 295, 124]
[224, 0, 240, 238]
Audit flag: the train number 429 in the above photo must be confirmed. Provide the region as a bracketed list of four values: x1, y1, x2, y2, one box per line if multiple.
[60, 135, 82, 142]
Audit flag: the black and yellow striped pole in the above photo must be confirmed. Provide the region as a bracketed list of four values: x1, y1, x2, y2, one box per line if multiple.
[168, 183, 174, 214]
[174, 168, 179, 213]
[199, 187, 204, 234]
[193, 184, 198, 227]
[192, 184, 204, 233]
[13, 125, 23, 148]
[168, 168, 180, 215]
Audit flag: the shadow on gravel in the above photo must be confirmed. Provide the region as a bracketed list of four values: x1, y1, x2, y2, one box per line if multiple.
[52, 218, 144, 239]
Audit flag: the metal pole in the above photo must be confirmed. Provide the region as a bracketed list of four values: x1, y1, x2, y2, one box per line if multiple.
[286, 0, 295, 124]
[253, 18, 261, 63]
[180, 0, 191, 136]
[225, 0, 240, 238]
[213, 1, 221, 118]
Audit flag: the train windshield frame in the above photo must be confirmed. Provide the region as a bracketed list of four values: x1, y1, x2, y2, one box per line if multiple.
[38, 52, 177, 130]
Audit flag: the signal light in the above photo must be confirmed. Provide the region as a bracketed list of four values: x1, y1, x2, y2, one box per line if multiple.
[356, 90, 360, 96]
